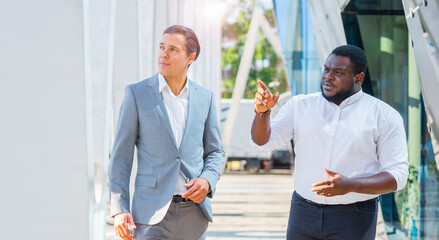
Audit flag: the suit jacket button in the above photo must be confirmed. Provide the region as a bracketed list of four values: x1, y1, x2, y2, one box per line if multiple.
[176, 157, 181, 161]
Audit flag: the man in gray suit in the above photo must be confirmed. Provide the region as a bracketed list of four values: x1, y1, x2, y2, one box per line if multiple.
[109, 25, 224, 240]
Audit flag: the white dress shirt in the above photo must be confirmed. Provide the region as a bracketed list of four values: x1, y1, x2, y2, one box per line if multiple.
[251, 90, 409, 205]
[158, 73, 189, 195]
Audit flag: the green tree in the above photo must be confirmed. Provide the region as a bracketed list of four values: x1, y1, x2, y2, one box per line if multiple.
[221, 1, 288, 99]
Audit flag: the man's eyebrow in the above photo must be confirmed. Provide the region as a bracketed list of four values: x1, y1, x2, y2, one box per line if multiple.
[168, 44, 181, 50]
[333, 67, 348, 71]
[323, 65, 348, 71]
[159, 43, 182, 50]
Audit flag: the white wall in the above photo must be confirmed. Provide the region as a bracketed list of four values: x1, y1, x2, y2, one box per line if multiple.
[0, 1, 222, 239]
[0, 1, 88, 239]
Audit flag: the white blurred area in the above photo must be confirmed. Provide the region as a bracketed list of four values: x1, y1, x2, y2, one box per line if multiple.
[0, 0, 222, 239]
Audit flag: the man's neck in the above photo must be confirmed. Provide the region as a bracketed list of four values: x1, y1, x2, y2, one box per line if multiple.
[163, 74, 187, 96]
[332, 87, 362, 105]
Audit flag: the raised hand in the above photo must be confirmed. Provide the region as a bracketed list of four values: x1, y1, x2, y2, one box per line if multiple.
[254, 79, 279, 114]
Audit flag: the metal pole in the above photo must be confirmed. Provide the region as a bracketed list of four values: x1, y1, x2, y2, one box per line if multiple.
[222, 8, 261, 166]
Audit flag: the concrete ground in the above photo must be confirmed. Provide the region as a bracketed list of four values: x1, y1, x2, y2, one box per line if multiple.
[106, 170, 294, 240]
[207, 170, 294, 240]
[106, 169, 395, 240]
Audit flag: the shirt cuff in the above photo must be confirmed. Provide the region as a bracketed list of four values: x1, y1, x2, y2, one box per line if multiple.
[249, 133, 274, 152]
[384, 168, 408, 191]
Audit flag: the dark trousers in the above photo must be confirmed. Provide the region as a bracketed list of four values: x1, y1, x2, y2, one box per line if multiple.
[287, 191, 378, 240]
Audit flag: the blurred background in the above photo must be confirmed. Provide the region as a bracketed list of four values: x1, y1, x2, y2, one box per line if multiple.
[1, 0, 438, 239]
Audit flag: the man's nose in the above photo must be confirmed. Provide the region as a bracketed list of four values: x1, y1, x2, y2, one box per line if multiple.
[159, 50, 168, 59]
[323, 71, 334, 81]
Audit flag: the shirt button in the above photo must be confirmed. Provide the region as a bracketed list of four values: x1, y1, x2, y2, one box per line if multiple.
[176, 157, 181, 161]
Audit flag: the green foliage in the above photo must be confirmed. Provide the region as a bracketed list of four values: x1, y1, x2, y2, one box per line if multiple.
[221, 2, 288, 99]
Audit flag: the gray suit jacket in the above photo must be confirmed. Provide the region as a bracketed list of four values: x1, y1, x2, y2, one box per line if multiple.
[109, 74, 224, 224]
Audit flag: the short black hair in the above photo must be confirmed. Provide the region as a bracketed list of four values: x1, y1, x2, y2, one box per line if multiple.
[331, 45, 367, 74]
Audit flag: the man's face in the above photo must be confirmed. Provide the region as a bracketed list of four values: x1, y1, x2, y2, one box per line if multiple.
[158, 33, 195, 78]
[321, 54, 362, 105]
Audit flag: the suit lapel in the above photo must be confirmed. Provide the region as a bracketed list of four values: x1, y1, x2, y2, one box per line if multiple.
[179, 80, 196, 151]
[147, 74, 178, 149]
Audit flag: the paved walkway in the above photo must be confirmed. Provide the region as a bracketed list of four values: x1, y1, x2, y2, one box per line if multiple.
[207, 170, 294, 240]
[106, 170, 294, 240]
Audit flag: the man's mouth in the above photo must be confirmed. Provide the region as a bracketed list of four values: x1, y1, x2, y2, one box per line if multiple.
[323, 81, 335, 88]
[159, 58, 170, 65]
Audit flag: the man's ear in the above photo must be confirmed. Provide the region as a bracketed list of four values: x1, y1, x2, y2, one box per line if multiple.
[188, 52, 196, 66]
[355, 72, 365, 84]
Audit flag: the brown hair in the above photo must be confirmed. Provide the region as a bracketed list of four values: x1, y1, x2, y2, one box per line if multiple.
[163, 25, 201, 60]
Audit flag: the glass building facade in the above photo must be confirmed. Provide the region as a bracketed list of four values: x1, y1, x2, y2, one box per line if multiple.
[274, 0, 439, 239]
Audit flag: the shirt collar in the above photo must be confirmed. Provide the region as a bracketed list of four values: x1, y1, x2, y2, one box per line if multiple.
[158, 73, 189, 96]
[338, 88, 364, 107]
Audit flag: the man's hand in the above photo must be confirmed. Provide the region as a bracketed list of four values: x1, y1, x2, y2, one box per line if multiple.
[114, 212, 136, 240]
[182, 178, 210, 203]
[311, 168, 353, 197]
[254, 79, 279, 114]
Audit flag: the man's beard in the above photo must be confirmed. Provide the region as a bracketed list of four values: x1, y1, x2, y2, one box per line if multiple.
[321, 81, 356, 103]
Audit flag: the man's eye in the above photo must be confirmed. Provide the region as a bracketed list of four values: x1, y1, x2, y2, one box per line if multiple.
[171, 48, 176, 51]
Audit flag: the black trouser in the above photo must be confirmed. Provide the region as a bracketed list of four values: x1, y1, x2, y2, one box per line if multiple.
[287, 191, 378, 240]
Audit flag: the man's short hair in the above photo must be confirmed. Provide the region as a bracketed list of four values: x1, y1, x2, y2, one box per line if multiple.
[331, 45, 367, 74]
[163, 25, 201, 60]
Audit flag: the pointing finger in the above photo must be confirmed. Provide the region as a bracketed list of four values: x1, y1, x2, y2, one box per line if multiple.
[257, 79, 269, 91]
[257, 86, 271, 96]
[257, 87, 267, 97]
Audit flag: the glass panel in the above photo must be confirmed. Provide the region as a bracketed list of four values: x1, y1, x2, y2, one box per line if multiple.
[357, 14, 412, 239]
[341, 0, 439, 239]
[357, 15, 409, 127]
[344, 0, 403, 11]
[273, 0, 321, 95]
[421, 108, 439, 239]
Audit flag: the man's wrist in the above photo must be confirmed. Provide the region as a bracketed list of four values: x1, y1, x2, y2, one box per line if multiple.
[348, 178, 360, 193]
[200, 177, 211, 192]
[114, 212, 129, 218]
[255, 108, 271, 117]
